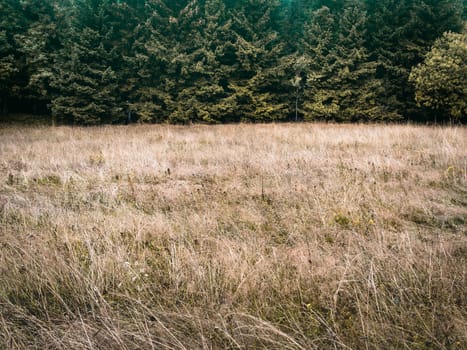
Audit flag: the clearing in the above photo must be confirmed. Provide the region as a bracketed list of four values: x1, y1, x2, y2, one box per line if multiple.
[0, 123, 466, 349]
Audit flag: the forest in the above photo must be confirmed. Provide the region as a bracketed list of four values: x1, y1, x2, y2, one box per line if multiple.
[0, 0, 466, 125]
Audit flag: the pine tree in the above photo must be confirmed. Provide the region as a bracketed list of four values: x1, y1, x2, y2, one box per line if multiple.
[14, 0, 59, 116]
[0, 0, 25, 115]
[223, 0, 288, 122]
[167, 0, 231, 123]
[140, 0, 207, 123]
[50, 0, 123, 124]
[331, 0, 384, 121]
[301, 1, 383, 121]
[301, 5, 339, 120]
[107, 0, 170, 122]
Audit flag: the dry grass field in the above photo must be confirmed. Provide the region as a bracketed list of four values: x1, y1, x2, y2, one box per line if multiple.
[0, 123, 466, 349]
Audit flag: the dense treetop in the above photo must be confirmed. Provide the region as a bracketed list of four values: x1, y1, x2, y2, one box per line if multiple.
[0, 0, 465, 124]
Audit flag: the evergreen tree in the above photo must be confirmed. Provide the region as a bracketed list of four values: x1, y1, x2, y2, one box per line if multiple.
[332, 0, 384, 121]
[14, 0, 59, 115]
[224, 0, 288, 122]
[166, 0, 232, 123]
[302, 5, 339, 120]
[0, 0, 25, 115]
[107, 0, 169, 122]
[141, 0, 208, 123]
[50, 0, 123, 124]
[302, 1, 383, 121]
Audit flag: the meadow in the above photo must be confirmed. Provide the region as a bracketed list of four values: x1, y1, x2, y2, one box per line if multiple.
[0, 123, 466, 349]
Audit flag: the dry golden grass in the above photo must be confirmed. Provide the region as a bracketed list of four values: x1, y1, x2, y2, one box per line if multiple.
[0, 123, 466, 349]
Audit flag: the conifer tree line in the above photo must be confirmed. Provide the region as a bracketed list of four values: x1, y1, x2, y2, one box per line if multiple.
[0, 0, 465, 124]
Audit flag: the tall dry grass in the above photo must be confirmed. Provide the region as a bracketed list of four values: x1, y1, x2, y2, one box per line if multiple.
[0, 123, 466, 349]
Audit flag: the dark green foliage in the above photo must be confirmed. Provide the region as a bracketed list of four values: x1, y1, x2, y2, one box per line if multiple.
[276, 0, 310, 53]
[109, 0, 170, 122]
[0, 0, 25, 114]
[302, 1, 385, 121]
[50, 0, 123, 124]
[223, 0, 289, 122]
[1, 0, 465, 124]
[409, 29, 467, 121]
[166, 0, 229, 123]
[365, 0, 464, 120]
[15, 0, 59, 115]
